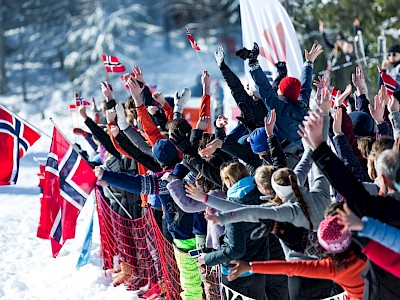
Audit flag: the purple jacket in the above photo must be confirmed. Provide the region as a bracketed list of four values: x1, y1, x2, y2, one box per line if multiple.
[167, 179, 225, 250]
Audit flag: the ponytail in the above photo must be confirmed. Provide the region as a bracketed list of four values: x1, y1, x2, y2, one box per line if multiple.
[289, 174, 313, 230]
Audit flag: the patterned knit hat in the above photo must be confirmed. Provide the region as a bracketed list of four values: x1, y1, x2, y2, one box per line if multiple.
[317, 215, 352, 254]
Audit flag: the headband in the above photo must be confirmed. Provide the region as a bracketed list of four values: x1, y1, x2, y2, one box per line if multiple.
[271, 176, 294, 199]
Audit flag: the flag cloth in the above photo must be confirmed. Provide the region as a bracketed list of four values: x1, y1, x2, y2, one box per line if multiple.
[40, 127, 96, 257]
[331, 88, 348, 108]
[70, 93, 91, 111]
[76, 193, 96, 269]
[239, 0, 302, 83]
[102, 54, 126, 73]
[379, 69, 396, 97]
[0, 105, 41, 185]
[186, 28, 201, 51]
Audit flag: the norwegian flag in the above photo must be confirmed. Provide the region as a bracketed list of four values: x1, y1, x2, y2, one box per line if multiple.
[69, 93, 91, 111]
[39, 127, 96, 257]
[379, 68, 396, 97]
[186, 28, 201, 51]
[102, 54, 126, 73]
[0, 105, 41, 185]
[330, 88, 348, 108]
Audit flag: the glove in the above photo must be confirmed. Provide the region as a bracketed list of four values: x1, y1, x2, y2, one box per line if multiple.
[236, 42, 259, 64]
[115, 103, 130, 131]
[73, 128, 89, 139]
[275, 61, 288, 77]
[174, 88, 191, 115]
[170, 130, 197, 156]
[214, 46, 225, 67]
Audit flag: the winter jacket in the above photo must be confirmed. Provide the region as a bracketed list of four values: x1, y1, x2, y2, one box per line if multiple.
[389, 111, 400, 139]
[250, 255, 366, 300]
[250, 62, 313, 145]
[204, 176, 270, 269]
[100, 169, 195, 241]
[359, 217, 400, 254]
[362, 240, 400, 278]
[219, 61, 268, 130]
[312, 141, 400, 299]
[167, 179, 225, 250]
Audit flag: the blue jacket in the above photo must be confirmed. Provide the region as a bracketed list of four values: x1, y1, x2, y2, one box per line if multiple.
[101, 170, 195, 241]
[359, 216, 400, 254]
[250, 62, 313, 145]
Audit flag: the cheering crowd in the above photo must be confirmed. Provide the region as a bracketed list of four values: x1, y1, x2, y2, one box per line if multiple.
[70, 24, 400, 299]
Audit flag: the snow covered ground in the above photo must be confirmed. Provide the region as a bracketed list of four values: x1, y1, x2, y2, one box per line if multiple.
[0, 129, 139, 299]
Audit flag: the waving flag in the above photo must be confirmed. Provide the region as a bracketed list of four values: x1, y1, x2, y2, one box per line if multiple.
[69, 93, 91, 111]
[102, 54, 126, 73]
[379, 69, 396, 97]
[0, 105, 41, 185]
[186, 28, 201, 51]
[39, 127, 96, 257]
[330, 88, 348, 108]
[239, 0, 302, 83]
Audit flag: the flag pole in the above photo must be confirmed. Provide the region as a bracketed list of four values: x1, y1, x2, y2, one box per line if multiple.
[0, 103, 52, 140]
[195, 50, 205, 71]
[49, 118, 133, 220]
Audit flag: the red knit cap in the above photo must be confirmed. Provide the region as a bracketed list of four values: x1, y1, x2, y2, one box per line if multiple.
[279, 77, 301, 101]
[317, 215, 352, 254]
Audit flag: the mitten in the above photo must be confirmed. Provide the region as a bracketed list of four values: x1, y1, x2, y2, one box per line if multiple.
[73, 128, 89, 139]
[275, 61, 288, 77]
[236, 42, 259, 64]
[170, 131, 197, 156]
[115, 103, 129, 130]
[174, 88, 191, 115]
[214, 46, 225, 67]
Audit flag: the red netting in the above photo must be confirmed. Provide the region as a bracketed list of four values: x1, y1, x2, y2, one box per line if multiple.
[95, 188, 222, 299]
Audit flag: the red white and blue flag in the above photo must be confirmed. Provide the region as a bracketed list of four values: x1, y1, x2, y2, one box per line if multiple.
[69, 93, 91, 111]
[39, 127, 96, 257]
[186, 28, 201, 51]
[102, 54, 126, 73]
[0, 105, 41, 185]
[379, 68, 396, 97]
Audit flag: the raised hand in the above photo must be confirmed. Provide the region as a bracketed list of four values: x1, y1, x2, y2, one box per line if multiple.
[335, 84, 352, 107]
[196, 116, 211, 131]
[202, 70, 211, 95]
[227, 260, 251, 282]
[110, 125, 120, 137]
[214, 45, 225, 67]
[316, 87, 331, 115]
[147, 105, 159, 116]
[78, 105, 88, 120]
[337, 203, 364, 232]
[352, 66, 367, 96]
[216, 114, 228, 128]
[369, 88, 386, 124]
[126, 77, 144, 104]
[332, 107, 343, 136]
[101, 81, 114, 101]
[236, 42, 259, 62]
[132, 66, 145, 85]
[200, 139, 223, 157]
[153, 91, 166, 105]
[105, 108, 116, 124]
[305, 44, 323, 63]
[185, 182, 206, 201]
[115, 103, 129, 130]
[388, 95, 400, 113]
[297, 110, 324, 150]
[313, 76, 328, 90]
[264, 109, 276, 137]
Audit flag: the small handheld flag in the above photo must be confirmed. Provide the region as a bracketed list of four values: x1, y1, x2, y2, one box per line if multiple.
[102, 54, 126, 73]
[186, 28, 201, 51]
[379, 68, 396, 97]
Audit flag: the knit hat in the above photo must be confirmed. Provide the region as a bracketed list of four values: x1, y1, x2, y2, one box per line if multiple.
[388, 44, 400, 54]
[248, 127, 269, 153]
[152, 139, 179, 168]
[317, 215, 352, 254]
[279, 77, 301, 101]
[349, 111, 374, 137]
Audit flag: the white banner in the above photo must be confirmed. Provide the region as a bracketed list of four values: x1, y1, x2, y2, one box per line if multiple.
[239, 0, 303, 83]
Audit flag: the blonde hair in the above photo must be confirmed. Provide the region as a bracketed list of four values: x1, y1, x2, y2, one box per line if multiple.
[254, 165, 277, 192]
[220, 161, 249, 188]
[272, 168, 313, 229]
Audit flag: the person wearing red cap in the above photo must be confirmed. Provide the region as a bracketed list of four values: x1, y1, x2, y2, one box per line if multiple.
[236, 42, 323, 146]
[227, 203, 367, 300]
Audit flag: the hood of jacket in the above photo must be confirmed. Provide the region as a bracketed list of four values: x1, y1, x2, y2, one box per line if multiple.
[227, 176, 264, 205]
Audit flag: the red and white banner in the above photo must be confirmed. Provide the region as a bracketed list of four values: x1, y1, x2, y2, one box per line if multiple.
[239, 0, 302, 82]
